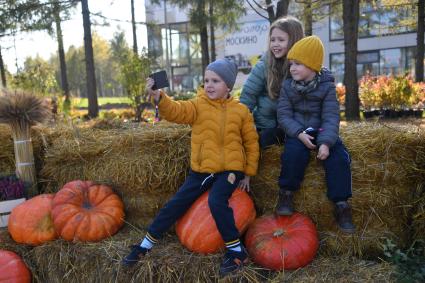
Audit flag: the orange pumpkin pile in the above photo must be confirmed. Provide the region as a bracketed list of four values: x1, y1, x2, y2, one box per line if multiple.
[8, 180, 125, 244]
[245, 213, 319, 270]
[0, 250, 31, 283]
[176, 189, 256, 254]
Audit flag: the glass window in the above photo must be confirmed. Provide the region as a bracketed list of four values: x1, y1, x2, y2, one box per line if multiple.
[169, 23, 189, 66]
[330, 53, 345, 83]
[380, 49, 402, 75]
[405, 46, 416, 76]
[330, 46, 422, 83]
[147, 26, 163, 63]
[148, 22, 202, 91]
[330, 51, 380, 83]
[329, 1, 417, 41]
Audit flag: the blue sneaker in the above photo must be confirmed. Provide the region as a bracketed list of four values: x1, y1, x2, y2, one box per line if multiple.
[219, 247, 249, 277]
[122, 245, 149, 266]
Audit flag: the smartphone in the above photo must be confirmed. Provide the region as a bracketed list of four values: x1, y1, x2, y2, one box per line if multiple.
[149, 70, 169, 90]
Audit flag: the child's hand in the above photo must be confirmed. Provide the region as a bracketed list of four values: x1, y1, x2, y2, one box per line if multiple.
[298, 132, 316, 150]
[238, 175, 250, 192]
[317, 144, 330, 160]
[146, 78, 161, 103]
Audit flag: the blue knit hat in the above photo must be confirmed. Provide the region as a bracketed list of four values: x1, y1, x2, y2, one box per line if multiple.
[206, 58, 238, 90]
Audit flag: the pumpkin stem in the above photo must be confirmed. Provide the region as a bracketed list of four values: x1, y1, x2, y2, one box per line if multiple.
[82, 202, 92, 209]
[273, 229, 284, 237]
[82, 186, 92, 209]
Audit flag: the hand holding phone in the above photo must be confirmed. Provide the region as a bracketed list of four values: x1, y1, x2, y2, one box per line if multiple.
[149, 70, 169, 90]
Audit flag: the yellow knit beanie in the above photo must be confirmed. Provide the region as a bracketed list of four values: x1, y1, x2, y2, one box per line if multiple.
[287, 35, 324, 72]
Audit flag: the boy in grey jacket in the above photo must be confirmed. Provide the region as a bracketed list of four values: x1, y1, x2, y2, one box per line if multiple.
[277, 35, 355, 233]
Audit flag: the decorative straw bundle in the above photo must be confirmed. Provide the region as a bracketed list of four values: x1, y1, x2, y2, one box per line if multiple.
[0, 89, 50, 197]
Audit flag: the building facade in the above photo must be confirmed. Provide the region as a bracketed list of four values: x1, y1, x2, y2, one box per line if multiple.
[145, 1, 422, 91]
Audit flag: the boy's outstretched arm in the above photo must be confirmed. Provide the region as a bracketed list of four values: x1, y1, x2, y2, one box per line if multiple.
[147, 78, 197, 125]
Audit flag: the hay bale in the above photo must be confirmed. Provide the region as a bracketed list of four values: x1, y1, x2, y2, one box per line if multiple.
[38, 121, 425, 256]
[40, 122, 191, 226]
[26, 226, 395, 283]
[251, 122, 425, 257]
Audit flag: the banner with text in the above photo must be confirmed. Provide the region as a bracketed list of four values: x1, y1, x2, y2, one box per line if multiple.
[224, 20, 269, 69]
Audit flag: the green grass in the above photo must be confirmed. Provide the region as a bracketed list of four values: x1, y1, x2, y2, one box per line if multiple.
[73, 97, 132, 108]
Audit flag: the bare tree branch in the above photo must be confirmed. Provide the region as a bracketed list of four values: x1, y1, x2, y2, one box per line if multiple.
[246, 0, 269, 20]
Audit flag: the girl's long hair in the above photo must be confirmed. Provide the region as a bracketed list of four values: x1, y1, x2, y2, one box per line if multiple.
[266, 16, 304, 99]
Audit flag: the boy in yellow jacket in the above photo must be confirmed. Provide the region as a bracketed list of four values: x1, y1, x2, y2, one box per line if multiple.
[122, 59, 259, 276]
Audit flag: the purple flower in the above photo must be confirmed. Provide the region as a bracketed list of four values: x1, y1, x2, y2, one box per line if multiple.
[0, 175, 25, 201]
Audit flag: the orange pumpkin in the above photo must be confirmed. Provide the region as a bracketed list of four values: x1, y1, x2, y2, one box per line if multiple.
[176, 189, 256, 254]
[0, 250, 31, 283]
[52, 180, 125, 242]
[245, 213, 319, 270]
[8, 194, 57, 245]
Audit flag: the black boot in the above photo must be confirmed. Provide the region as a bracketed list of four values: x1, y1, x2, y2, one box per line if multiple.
[334, 201, 356, 234]
[276, 190, 294, 216]
[122, 245, 149, 266]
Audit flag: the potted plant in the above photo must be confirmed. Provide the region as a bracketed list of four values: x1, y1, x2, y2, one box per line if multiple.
[0, 175, 26, 227]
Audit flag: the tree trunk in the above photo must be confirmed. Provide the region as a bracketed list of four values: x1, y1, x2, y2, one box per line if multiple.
[303, 1, 313, 36]
[0, 46, 7, 88]
[276, 0, 290, 19]
[209, 1, 216, 61]
[265, 0, 275, 23]
[416, 0, 424, 82]
[197, 0, 209, 74]
[81, 0, 98, 118]
[131, 0, 138, 55]
[54, 2, 70, 103]
[343, 0, 360, 120]
[200, 25, 209, 74]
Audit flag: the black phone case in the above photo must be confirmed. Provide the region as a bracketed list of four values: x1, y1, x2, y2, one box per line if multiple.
[149, 70, 169, 90]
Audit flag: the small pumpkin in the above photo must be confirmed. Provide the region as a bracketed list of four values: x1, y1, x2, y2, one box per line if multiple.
[0, 250, 31, 283]
[245, 213, 319, 270]
[176, 189, 256, 254]
[52, 180, 125, 242]
[8, 194, 57, 245]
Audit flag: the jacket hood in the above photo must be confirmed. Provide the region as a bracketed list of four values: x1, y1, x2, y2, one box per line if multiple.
[319, 68, 335, 83]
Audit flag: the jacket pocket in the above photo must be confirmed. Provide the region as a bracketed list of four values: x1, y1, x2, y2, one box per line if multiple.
[241, 147, 246, 165]
[197, 143, 204, 165]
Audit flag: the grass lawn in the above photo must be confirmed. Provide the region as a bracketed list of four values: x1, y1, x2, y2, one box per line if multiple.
[73, 97, 131, 108]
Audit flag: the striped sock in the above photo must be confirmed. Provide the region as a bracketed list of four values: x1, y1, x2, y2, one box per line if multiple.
[226, 239, 242, 252]
[139, 233, 158, 249]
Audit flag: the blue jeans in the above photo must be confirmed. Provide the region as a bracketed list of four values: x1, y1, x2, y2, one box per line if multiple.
[278, 137, 352, 202]
[148, 170, 244, 242]
[257, 127, 285, 149]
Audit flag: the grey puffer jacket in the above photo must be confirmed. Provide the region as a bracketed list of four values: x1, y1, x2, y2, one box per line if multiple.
[277, 68, 340, 147]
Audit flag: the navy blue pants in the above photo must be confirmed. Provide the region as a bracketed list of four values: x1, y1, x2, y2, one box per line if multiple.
[278, 137, 352, 202]
[148, 170, 244, 243]
[258, 127, 285, 149]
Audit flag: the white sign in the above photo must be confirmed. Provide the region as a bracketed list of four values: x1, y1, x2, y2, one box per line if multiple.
[224, 20, 269, 58]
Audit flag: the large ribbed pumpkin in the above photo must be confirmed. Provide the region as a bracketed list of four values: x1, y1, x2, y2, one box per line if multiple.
[0, 250, 31, 283]
[176, 189, 256, 254]
[8, 194, 58, 245]
[245, 213, 319, 270]
[52, 180, 125, 242]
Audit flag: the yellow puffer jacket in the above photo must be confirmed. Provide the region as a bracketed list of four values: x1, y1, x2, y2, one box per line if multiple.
[157, 88, 259, 176]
